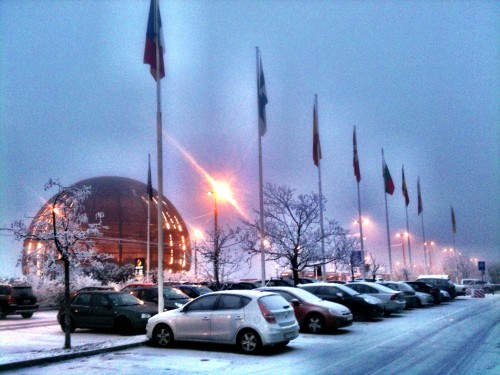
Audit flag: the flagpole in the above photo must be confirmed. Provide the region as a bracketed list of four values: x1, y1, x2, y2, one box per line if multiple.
[147, 154, 151, 280]
[402, 165, 412, 274]
[353, 126, 365, 279]
[154, 0, 164, 313]
[256, 47, 266, 287]
[418, 177, 428, 274]
[315, 95, 326, 281]
[382, 149, 393, 280]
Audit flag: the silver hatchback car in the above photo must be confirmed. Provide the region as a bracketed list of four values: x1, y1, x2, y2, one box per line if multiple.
[146, 290, 299, 354]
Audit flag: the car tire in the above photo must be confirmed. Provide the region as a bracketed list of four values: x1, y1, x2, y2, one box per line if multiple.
[59, 316, 76, 333]
[152, 324, 174, 348]
[0, 307, 7, 319]
[305, 313, 325, 333]
[237, 329, 261, 354]
[21, 313, 33, 319]
[116, 317, 133, 336]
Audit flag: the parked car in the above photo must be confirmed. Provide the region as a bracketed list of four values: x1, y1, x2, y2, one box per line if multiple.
[298, 282, 384, 320]
[414, 291, 434, 307]
[379, 281, 419, 309]
[0, 283, 39, 319]
[346, 282, 406, 316]
[297, 277, 319, 284]
[453, 283, 467, 296]
[461, 280, 495, 294]
[265, 278, 295, 287]
[57, 290, 157, 334]
[406, 281, 442, 304]
[146, 290, 299, 354]
[174, 284, 213, 299]
[440, 290, 451, 301]
[256, 286, 353, 333]
[416, 275, 457, 299]
[122, 286, 191, 311]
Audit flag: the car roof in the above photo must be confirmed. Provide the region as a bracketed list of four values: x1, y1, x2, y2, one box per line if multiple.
[208, 290, 278, 298]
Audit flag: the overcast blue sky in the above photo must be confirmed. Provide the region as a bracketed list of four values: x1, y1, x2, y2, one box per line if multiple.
[1, 0, 498, 278]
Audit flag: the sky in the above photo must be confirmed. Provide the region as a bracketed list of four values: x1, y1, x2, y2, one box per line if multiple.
[0, 0, 498, 279]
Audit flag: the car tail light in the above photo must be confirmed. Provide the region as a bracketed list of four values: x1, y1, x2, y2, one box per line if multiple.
[390, 294, 398, 301]
[258, 301, 277, 323]
[7, 295, 15, 303]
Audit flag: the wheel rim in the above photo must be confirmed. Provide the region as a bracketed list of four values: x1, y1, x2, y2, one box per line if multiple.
[241, 332, 257, 352]
[308, 315, 323, 333]
[155, 326, 171, 347]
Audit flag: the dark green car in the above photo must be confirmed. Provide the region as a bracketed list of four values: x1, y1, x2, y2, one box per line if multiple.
[58, 291, 157, 335]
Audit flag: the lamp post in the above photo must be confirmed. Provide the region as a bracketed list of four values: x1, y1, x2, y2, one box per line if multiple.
[396, 232, 408, 268]
[207, 190, 219, 285]
[425, 241, 435, 272]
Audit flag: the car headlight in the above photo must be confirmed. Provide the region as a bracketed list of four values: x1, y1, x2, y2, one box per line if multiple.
[328, 308, 341, 317]
[141, 313, 152, 319]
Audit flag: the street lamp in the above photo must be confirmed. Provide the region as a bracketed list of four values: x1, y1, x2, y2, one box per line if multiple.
[424, 241, 435, 271]
[395, 232, 409, 268]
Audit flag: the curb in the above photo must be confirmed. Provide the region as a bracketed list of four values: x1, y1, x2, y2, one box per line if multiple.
[0, 339, 148, 372]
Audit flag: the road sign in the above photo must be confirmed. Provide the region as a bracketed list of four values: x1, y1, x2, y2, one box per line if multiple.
[478, 261, 485, 271]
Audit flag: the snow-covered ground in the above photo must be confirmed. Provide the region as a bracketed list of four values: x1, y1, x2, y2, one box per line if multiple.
[1, 295, 499, 375]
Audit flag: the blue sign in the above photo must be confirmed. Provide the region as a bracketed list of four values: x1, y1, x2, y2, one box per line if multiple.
[478, 261, 485, 271]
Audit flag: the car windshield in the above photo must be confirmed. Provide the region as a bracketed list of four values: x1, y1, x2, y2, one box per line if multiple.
[195, 286, 213, 294]
[397, 283, 414, 291]
[12, 287, 34, 296]
[164, 287, 190, 300]
[288, 288, 322, 302]
[108, 293, 142, 306]
[335, 284, 359, 296]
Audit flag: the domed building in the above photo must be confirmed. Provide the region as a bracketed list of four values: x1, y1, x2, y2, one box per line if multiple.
[23, 176, 191, 275]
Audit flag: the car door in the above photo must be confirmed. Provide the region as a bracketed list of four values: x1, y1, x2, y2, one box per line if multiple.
[175, 294, 219, 341]
[70, 293, 92, 327]
[91, 294, 115, 328]
[210, 295, 247, 342]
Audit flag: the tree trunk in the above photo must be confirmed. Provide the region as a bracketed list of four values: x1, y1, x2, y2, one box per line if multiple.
[64, 258, 71, 349]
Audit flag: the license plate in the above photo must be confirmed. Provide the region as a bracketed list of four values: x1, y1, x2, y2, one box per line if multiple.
[284, 331, 295, 339]
[23, 300, 31, 304]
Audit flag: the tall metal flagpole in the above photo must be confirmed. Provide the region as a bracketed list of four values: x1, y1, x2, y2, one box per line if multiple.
[418, 177, 428, 274]
[147, 154, 151, 280]
[315, 95, 326, 281]
[154, 0, 164, 312]
[353, 126, 365, 279]
[402, 165, 412, 271]
[256, 47, 266, 286]
[382, 149, 393, 280]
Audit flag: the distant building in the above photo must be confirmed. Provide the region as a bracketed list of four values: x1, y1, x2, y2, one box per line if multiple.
[22, 176, 191, 274]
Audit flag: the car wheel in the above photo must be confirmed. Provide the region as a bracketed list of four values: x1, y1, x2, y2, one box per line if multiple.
[116, 317, 133, 335]
[59, 315, 76, 333]
[237, 329, 261, 354]
[152, 324, 174, 348]
[0, 307, 7, 319]
[305, 313, 325, 333]
[21, 313, 33, 319]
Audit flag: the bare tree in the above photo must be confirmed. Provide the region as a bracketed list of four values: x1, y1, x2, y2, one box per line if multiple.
[244, 184, 350, 286]
[367, 253, 385, 280]
[1, 179, 106, 349]
[196, 225, 251, 289]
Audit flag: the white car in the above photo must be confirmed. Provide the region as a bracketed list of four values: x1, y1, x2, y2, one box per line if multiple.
[146, 290, 299, 354]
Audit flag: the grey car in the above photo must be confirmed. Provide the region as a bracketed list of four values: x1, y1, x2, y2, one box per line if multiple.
[346, 282, 406, 316]
[146, 290, 299, 354]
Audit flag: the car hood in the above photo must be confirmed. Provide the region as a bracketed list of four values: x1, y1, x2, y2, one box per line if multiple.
[314, 299, 351, 314]
[357, 294, 383, 305]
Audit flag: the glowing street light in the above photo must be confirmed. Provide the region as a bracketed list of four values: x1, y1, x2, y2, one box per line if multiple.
[395, 232, 409, 268]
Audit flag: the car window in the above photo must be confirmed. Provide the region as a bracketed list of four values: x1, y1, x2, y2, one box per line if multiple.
[73, 293, 92, 306]
[92, 294, 110, 307]
[217, 295, 250, 310]
[186, 294, 219, 312]
[0, 285, 11, 294]
[317, 286, 336, 295]
[108, 293, 142, 306]
[164, 287, 189, 299]
[384, 283, 398, 291]
[259, 295, 289, 310]
[142, 289, 157, 302]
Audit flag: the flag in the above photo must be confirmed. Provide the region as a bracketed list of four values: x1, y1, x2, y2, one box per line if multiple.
[417, 177, 423, 215]
[353, 126, 361, 182]
[144, 0, 165, 81]
[383, 159, 395, 195]
[451, 206, 456, 233]
[402, 166, 409, 206]
[257, 56, 268, 136]
[313, 98, 322, 166]
[147, 155, 153, 201]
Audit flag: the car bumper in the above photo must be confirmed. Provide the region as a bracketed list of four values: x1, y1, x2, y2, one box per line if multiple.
[6, 304, 39, 315]
[326, 314, 354, 329]
[261, 323, 300, 345]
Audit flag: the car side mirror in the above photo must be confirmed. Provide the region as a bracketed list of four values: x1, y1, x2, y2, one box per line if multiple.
[290, 298, 301, 306]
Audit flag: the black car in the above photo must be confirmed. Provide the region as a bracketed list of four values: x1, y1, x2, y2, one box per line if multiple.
[174, 284, 213, 298]
[379, 282, 419, 309]
[406, 281, 442, 304]
[0, 284, 39, 319]
[299, 282, 384, 320]
[416, 276, 457, 299]
[57, 290, 157, 334]
[122, 286, 191, 310]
